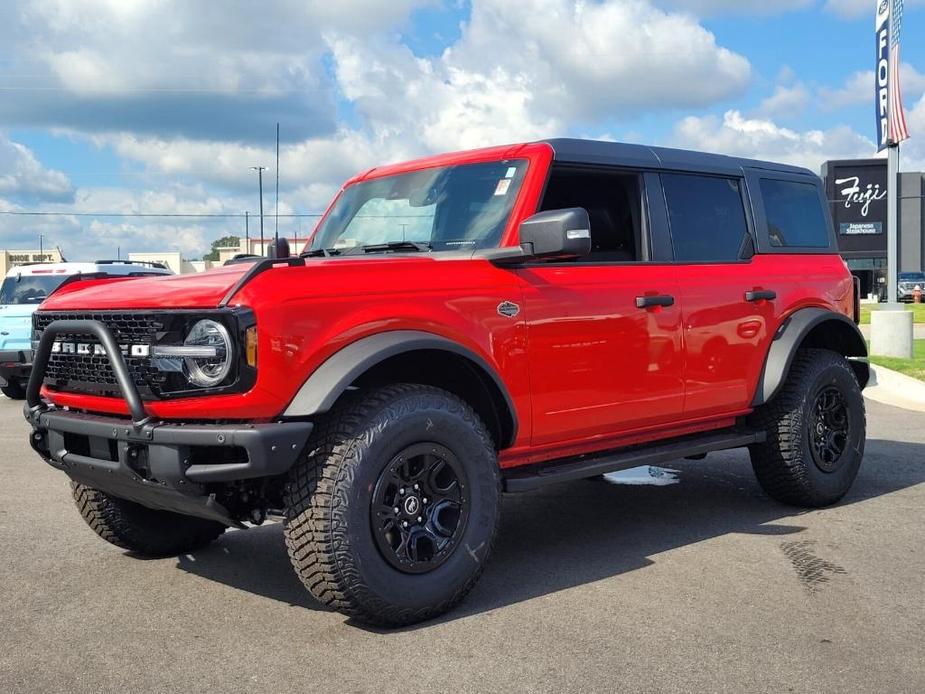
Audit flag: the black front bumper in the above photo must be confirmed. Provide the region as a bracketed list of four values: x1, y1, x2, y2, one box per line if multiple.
[0, 349, 32, 385]
[28, 409, 312, 526]
[24, 319, 313, 526]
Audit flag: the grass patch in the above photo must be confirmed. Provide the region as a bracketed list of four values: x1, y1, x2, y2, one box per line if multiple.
[860, 303, 925, 325]
[869, 340, 925, 381]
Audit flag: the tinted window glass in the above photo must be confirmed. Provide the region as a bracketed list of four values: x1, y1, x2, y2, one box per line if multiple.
[0, 275, 67, 304]
[760, 178, 830, 248]
[539, 167, 643, 262]
[662, 174, 748, 262]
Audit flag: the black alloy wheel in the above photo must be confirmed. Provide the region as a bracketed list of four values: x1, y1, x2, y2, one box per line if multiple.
[808, 386, 850, 473]
[371, 443, 469, 574]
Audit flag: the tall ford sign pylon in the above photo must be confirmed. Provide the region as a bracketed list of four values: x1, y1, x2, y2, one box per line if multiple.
[871, 0, 913, 359]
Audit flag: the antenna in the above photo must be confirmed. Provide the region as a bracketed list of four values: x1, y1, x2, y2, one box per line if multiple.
[275, 122, 280, 247]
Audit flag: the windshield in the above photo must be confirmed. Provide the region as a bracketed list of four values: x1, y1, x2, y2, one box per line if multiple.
[310, 159, 528, 253]
[0, 274, 67, 305]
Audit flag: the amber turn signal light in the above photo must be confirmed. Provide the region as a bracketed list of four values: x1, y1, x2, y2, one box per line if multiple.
[245, 326, 258, 367]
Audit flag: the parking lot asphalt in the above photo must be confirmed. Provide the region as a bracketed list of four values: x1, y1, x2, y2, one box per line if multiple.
[1, 395, 923, 694]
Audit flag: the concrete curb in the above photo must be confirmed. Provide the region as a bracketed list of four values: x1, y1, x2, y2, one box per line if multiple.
[864, 363, 925, 413]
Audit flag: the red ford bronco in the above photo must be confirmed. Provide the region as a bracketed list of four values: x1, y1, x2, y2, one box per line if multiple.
[24, 139, 868, 626]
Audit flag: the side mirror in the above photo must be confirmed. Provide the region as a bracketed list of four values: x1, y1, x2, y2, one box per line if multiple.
[267, 237, 291, 259]
[518, 208, 591, 260]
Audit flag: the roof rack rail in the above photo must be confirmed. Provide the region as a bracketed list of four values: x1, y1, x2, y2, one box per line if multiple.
[94, 259, 170, 270]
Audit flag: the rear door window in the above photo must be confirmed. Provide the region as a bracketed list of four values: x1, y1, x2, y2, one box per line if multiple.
[759, 178, 830, 248]
[661, 173, 749, 262]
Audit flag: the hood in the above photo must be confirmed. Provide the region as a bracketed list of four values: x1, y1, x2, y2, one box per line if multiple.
[0, 302, 38, 351]
[39, 263, 252, 311]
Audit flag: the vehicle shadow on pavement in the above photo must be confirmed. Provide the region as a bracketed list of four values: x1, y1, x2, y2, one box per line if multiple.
[174, 437, 925, 627]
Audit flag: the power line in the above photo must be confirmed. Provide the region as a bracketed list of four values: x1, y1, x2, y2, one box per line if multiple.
[0, 211, 323, 218]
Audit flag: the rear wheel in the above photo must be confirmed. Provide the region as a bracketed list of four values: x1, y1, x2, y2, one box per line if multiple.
[749, 348, 866, 507]
[284, 384, 501, 627]
[71, 482, 226, 556]
[1, 380, 25, 400]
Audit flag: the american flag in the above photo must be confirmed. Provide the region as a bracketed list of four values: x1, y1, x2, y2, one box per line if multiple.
[889, 0, 910, 143]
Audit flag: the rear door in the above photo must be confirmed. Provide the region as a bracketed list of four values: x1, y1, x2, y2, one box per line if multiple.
[660, 172, 780, 418]
[517, 166, 685, 448]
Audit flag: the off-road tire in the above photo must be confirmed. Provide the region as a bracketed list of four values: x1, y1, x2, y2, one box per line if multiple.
[284, 384, 501, 627]
[749, 348, 865, 507]
[1, 380, 25, 400]
[71, 482, 226, 556]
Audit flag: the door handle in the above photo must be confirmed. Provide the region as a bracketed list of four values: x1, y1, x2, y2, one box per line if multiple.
[636, 294, 675, 309]
[744, 290, 777, 302]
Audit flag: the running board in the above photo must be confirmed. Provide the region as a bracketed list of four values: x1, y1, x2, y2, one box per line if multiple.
[502, 429, 766, 493]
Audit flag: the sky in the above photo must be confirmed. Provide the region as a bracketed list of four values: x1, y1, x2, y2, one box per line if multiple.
[1, 0, 924, 261]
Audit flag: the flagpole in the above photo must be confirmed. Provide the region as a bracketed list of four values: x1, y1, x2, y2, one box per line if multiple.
[886, 141, 899, 305]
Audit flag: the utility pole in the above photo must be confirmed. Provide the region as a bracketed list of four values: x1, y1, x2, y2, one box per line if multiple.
[39, 234, 44, 257]
[245, 211, 250, 254]
[252, 166, 267, 255]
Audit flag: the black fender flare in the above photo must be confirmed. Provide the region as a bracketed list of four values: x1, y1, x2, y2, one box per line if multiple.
[751, 308, 869, 407]
[282, 330, 518, 447]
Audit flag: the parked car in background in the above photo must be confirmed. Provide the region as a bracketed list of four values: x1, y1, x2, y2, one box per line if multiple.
[0, 260, 172, 399]
[897, 271, 925, 303]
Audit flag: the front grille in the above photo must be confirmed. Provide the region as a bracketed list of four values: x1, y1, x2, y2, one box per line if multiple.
[34, 312, 167, 398]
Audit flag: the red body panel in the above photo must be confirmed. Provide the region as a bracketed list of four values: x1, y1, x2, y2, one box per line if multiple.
[37, 142, 856, 471]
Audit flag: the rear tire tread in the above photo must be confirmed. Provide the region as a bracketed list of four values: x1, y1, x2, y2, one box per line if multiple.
[749, 348, 865, 507]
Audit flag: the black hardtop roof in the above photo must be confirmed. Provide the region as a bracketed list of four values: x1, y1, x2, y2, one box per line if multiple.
[539, 138, 815, 178]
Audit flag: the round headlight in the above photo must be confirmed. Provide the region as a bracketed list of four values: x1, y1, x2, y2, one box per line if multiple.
[184, 319, 232, 388]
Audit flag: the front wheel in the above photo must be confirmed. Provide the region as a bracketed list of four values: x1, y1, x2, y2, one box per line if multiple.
[749, 348, 866, 507]
[284, 384, 501, 627]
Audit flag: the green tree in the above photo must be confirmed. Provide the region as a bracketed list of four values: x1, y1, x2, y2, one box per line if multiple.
[202, 235, 240, 261]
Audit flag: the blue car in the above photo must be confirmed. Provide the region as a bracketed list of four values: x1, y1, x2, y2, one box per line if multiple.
[0, 261, 172, 398]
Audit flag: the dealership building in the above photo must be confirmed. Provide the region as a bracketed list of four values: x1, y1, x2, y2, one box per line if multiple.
[822, 158, 925, 298]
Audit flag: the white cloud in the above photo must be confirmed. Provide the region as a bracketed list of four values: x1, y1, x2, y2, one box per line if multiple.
[819, 64, 925, 111]
[446, 0, 751, 121]
[98, 0, 753, 198]
[658, 0, 812, 15]
[0, 0, 432, 142]
[0, 0, 759, 260]
[0, 134, 74, 203]
[673, 109, 875, 171]
[754, 82, 811, 118]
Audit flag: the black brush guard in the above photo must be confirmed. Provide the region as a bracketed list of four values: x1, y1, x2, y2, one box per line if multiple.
[25, 319, 312, 526]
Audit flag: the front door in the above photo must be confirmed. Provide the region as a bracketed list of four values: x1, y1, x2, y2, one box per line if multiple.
[517, 165, 685, 449]
[518, 264, 684, 448]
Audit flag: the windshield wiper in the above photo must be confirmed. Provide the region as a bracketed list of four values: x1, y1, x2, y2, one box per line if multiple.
[300, 247, 342, 258]
[346, 241, 432, 255]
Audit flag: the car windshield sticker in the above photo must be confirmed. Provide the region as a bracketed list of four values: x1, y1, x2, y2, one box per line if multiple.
[494, 178, 512, 196]
[505, 166, 517, 179]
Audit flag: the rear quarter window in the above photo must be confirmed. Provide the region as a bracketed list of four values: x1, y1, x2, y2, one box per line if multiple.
[760, 178, 830, 248]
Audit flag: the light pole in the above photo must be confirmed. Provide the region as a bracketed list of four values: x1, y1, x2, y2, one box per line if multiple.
[251, 166, 267, 255]
[245, 211, 250, 254]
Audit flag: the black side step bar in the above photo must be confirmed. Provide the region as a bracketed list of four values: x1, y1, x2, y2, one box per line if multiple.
[503, 428, 766, 492]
